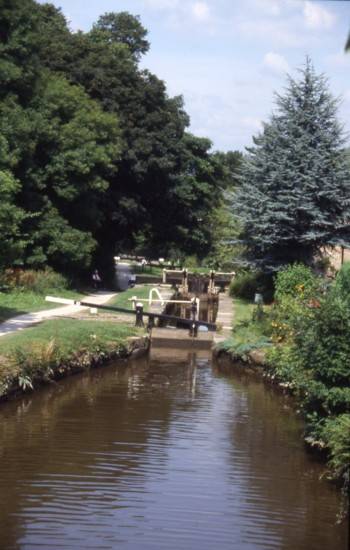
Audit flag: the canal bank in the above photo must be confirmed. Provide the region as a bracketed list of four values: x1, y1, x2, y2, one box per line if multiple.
[0, 284, 175, 402]
[0, 321, 149, 402]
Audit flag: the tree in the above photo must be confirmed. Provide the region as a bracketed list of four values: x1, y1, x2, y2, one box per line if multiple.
[0, 167, 26, 269]
[0, 0, 124, 273]
[92, 12, 149, 60]
[0, 1, 229, 277]
[234, 58, 350, 272]
[40, 11, 225, 262]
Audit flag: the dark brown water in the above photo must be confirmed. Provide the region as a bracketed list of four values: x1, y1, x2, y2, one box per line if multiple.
[0, 352, 347, 549]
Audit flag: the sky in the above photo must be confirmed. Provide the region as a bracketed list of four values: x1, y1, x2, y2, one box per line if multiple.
[37, 0, 350, 152]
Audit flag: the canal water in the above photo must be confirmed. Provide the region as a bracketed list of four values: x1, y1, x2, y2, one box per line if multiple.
[0, 352, 347, 549]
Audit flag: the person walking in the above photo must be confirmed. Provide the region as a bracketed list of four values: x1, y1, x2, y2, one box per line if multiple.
[92, 269, 102, 290]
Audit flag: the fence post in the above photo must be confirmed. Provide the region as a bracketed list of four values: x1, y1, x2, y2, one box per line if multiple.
[189, 322, 198, 338]
[209, 270, 215, 293]
[162, 269, 167, 284]
[135, 302, 144, 327]
[182, 269, 188, 293]
[147, 315, 155, 331]
[189, 298, 198, 337]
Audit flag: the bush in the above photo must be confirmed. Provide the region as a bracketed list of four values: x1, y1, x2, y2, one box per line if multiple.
[268, 276, 350, 496]
[334, 261, 350, 299]
[269, 264, 322, 343]
[322, 414, 350, 481]
[229, 271, 260, 300]
[184, 255, 199, 268]
[0, 268, 69, 294]
[230, 270, 274, 302]
[274, 263, 321, 302]
[266, 265, 350, 501]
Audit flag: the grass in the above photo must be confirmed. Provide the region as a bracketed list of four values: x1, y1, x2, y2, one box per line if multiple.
[107, 285, 154, 311]
[219, 298, 271, 355]
[233, 297, 255, 323]
[131, 265, 164, 276]
[0, 289, 86, 323]
[0, 318, 140, 357]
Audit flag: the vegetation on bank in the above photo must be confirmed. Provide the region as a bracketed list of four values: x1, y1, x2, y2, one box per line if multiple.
[268, 265, 350, 500]
[218, 298, 270, 359]
[0, 268, 85, 322]
[221, 263, 350, 504]
[0, 269, 149, 400]
[0, 318, 143, 400]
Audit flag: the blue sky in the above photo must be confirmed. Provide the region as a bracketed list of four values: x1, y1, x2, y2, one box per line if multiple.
[38, 0, 350, 152]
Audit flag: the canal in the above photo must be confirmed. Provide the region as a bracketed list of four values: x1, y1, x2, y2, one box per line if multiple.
[0, 351, 347, 549]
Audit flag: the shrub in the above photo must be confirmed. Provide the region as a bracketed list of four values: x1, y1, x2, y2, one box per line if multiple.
[30, 269, 69, 294]
[0, 268, 69, 294]
[322, 414, 350, 481]
[268, 279, 350, 489]
[269, 264, 323, 343]
[230, 270, 274, 302]
[274, 263, 321, 302]
[184, 255, 199, 268]
[229, 271, 260, 300]
[334, 261, 350, 299]
[267, 265, 350, 498]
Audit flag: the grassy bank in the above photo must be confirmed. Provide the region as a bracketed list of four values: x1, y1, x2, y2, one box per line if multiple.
[0, 289, 86, 323]
[0, 268, 87, 323]
[218, 298, 271, 358]
[108, 285, 153, 311]
[0, 318, 145, 400]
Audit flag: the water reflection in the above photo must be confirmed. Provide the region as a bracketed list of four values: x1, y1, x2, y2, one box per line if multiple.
[0, 354, 347, 549]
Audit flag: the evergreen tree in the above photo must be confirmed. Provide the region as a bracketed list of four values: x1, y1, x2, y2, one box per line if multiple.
[234, 59, 350, 272]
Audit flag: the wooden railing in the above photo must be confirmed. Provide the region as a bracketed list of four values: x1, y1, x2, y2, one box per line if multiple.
[45, 297, 216, 336]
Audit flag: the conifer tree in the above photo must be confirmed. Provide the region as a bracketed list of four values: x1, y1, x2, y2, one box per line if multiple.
[234, 58, 350, 272]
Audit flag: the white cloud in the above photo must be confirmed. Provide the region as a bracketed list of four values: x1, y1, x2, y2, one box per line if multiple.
[303, 1, 336, 30]
[263, 52, 290, 74]
[192, 2, 210, 21]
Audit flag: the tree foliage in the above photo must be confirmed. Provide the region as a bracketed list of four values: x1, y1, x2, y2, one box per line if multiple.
[234, 59, 350, 272]
[0, 0, 231, 276]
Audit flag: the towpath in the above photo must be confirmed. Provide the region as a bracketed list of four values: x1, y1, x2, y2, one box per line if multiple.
[0, 291, 116, 338]
[214, 290, 234, 345]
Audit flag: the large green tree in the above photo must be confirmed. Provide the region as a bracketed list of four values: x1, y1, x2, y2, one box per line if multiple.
[0, 1, 229, 277]
[234, 59, 350, 272]
[0, 1, 123, 273]
[0, 136, 26, 269]
[36, 5, 227, 263]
